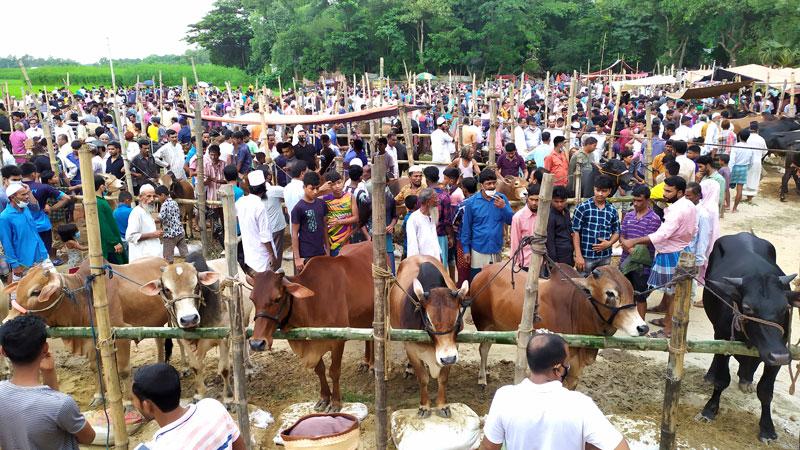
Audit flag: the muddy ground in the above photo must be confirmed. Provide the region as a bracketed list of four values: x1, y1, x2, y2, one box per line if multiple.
[49, 160, 800, 449]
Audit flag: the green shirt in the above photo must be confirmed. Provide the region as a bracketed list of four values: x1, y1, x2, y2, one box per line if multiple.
[97, 196, 127, 264]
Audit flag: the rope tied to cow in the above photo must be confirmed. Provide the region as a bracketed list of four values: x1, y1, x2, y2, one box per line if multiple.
[371, 263, 395, 381]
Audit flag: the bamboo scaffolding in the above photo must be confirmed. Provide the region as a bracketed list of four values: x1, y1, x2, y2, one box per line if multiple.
[192, 97, 208, 256]
[488, 96, 498, 168]
[515, 173, 553, 382]
[44, 327, 800, 359]
[371, 149, 388, 450]
[78, 145, 129, 449]
[18, 61, 59, 181]
[220, 184, 252, 449]
[104, 53, 135, 193]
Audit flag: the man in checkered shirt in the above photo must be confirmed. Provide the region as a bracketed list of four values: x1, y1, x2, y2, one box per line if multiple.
[571, 175, 619, 275]
[155, 185, 188, 263]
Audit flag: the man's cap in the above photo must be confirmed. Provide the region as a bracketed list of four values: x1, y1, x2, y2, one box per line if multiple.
[5, 183, 24, 198]
[408, 165, 423, 174]
[349, 158, 364, 167]
[247, 170, 266, 186]
[436, 117, 446, 126]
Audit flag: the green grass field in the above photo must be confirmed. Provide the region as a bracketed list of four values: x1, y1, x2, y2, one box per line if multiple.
[0, 63, 254, 98]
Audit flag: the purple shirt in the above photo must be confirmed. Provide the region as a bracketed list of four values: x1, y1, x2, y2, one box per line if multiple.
[620, 208, 661, 275]
[496, 153, 526, 178]
[290, 198, 328, 258]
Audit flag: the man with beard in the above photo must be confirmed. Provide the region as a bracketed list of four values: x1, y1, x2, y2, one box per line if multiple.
[105, 140, 126, 180]
[394, 165, 424, 205]
[620, 176, 696, 338]
[510, 184, 539, 269]
[130, 139, 160, 195]
[293, 128, 318, 171]
[132, 363, 244, 450]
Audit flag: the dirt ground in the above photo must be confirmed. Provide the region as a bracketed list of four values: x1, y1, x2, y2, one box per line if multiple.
[48, 160, 800, 449]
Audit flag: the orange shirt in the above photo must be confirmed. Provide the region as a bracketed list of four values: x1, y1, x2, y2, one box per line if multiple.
[544, 149, 569, 186]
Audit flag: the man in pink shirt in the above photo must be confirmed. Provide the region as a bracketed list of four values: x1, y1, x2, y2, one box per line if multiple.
[620, 176, 696, 338]
[10, 123, 27, 164]
[510, 185, 539, 269]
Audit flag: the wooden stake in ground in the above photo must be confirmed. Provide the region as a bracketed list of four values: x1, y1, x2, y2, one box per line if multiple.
[515, 173, 554, 383]
[609, 69, 626, 158]
[644, 106, 653, 166]
[399, 103, 415, 167]
[564, 72, 577, 148]
[78, 145, 129, 450]
[543, 71, 550, 124]
[371, 147, 389, 450]
[18, 61, 59, 180]
[158, 71, 164, 118]
[220, 184, 253, 449]
[659, 251, 695, 450]
[778, 80, 787, 118]
[488, 95, 498, 169]
[104, 52, 136, 193]
[193, 97, 208, 257]
[789, 72, 796, 118]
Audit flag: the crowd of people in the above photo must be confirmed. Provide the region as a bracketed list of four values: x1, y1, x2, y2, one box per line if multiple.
[0, 72, 795, 450]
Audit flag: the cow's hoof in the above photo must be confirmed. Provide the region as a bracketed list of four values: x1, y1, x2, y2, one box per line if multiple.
[89, 395, 105, 408]
[758, 430, 778, 443]
[436, 406, 451, 418]
[181, 369, 192, 378]
[694, 411, 713, 423]
[356, 362, 369, 374]
[326, 403, 342, 413]
[738, 382, 755, 394]
[404, 370, 414, 379]
[313, 399, 330, 412]
[417, 407, 431, 418]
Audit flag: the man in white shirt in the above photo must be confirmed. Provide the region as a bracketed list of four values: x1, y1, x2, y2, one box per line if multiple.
[513, 117, 529, 157]
[25, 118, 44, 140]
[691, 114, 707, 140]
[430, 117, 455, 166]
[673, 141, 696, 184]
[481, 333, 628, 450]
[153, 130, 187, 180]
[674, 116, 692, 142]
[703, 113, 721, 155]
[385, 133, 400, 179]
[235, 170, 276, 272]
[283, 160, 308, 226]
[524, 118, 542, 151]
[744, 122, 767, 199]
[405, 188, 441, 260]
[52, 115, 75, 142]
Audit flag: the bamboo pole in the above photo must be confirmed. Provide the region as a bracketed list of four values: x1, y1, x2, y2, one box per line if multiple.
[645, 106, 653, 166]
[78, 145, 129, 450]
[543, 71, 550, 123]
[515, 173, 553, 383]
[18, 61, 59, 180]
[488, 96, 498, 169]
[471, 72, 477, 116]
[777, 80, 787, 118]
[220, 184, 252, 449]
[574, 163, 582, 204]
[371, 147, 389, 450]
[105, 53, 135, 193]
[609, 69, 626, 157]
[659, 251, 695, 450]
[399, 103, 415, 167]
[193, 97, 208, 257]
[564, 72, 577, 148]
[789, 72, 796, 118]
[158, 71, 164, 119]
[41, 326, 800, 358]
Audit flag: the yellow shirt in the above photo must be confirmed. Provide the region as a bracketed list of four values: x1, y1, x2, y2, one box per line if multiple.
[650, 182, 665, 200]
[147, 124, 159, 142]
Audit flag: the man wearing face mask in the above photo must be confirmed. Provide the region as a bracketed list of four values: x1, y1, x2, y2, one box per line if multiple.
[481, 332, 629, 450]
[461, 168, 514, 281]
[0, 183, 49, 281]
[620, 176, 697, 338]
[293, 128, 318, 171]
[510, 184, 539, 269]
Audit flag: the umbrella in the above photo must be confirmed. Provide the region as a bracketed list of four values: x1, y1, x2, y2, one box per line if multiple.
[197, 81, 210, 88]
[417, 72, 437, 81]
[143, 79, 155, 86]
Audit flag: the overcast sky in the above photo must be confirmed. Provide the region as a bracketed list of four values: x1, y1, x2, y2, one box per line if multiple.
[7, 0, 216, 64]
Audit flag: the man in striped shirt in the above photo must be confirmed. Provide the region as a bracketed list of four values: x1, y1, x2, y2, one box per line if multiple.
[619, 185, 661, 319]
[133, 363, 244, 450]
[571, 175, 619, 275]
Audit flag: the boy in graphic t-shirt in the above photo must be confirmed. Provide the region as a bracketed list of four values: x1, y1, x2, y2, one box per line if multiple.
[290, 171, 329, 273]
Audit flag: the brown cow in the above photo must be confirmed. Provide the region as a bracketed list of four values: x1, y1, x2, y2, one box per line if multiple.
[390, 256, 470, 418]
[4, 258, 173, 404]
[246, 241, 374, 412]
[495, 175, 528, 202]
[139, 253, 252, 402]
[470, 262, 648, 389]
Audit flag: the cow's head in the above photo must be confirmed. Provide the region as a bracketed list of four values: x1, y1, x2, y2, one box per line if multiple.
[571, 267, 649, 336]
[497, 176, 528, 201]
[706, 274, 799, 366]
[412, 278, 471, 366]
[101, 173, 123, 194]
[3, 266, 63, 322]
[140, 262, 219, 328]
[246, 269, 314, 352]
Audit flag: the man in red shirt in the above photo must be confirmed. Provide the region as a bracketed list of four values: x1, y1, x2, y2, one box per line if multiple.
[544, 136, 568, 186]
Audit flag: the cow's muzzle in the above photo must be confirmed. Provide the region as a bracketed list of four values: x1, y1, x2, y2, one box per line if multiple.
[250, 339, 267, 352]
[179, 313, 200, 328]
[765, 351, 790, 366]
[439, 355, 457, 365]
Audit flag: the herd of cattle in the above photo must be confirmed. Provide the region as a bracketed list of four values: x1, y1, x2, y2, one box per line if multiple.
[1, 231, 798, 443]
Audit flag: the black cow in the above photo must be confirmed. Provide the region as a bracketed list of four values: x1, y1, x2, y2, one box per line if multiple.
[770, 130, 800, 201]
[592, 158, 635, 194]
[697, 232, 799, 442]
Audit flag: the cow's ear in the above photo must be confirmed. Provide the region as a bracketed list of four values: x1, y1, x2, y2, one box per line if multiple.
[282, 279, 314, 299]
[778, 274, 797, 288]
[570, 278, 592, 295]
[3, 281, 19, 295]
[457, 280, 469, 299]
[706, 278, 741, 300]
[245, 274, 255, 288]
[413, 279, 427, 302]
[139, 280, 162, 296]
[197, 271, 221, 286]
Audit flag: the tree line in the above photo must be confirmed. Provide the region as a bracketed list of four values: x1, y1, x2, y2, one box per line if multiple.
[187, 0, 800, 82]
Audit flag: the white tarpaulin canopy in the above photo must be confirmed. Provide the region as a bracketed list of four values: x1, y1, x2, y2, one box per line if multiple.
[705, 64, 800, 85]
[611, 75, 677, 90]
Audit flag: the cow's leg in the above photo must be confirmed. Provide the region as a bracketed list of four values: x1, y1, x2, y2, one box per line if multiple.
[156, 338, 166, 363]
[734, 355, 758, 393]
[182, 340, 207, 401]
[328, 342, 345, 412]
[756, 363, 780, 443]
[313, 358, 332, 412]
[357, 341, 373, 373]
[435, 365, 452, 418]
[407, 349, 431, 418]
[698, 354, 731, 422]
[218, 339, 233, 405]
[478, 342, 492, 388]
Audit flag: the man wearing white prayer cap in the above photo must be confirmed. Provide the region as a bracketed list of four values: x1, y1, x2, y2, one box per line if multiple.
[394, 164, 426, 205]
[236, 169, 276, 272]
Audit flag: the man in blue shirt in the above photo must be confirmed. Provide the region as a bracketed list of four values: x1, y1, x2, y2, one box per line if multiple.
[113, 191, 134, 242]
[232, 131, 252, 176]
[0, 183, 49, 281]
[571, 175, 620, 275]
[177, 117, 192, 145]
[461, 168, 514, 281]
[20, 163, 71, 263]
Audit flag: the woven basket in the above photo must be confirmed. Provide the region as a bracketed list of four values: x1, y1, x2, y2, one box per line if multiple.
[281, 413, 360, 450]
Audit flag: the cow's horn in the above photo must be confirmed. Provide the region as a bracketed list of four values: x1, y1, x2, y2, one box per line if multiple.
[276, 268, 285, 275]
[723, 277, 744, 287]
[591, 269, 602, 279]
[779, 274, 797, 286]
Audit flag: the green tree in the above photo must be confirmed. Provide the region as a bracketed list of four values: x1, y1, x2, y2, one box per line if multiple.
[186, 0, 253, 70]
